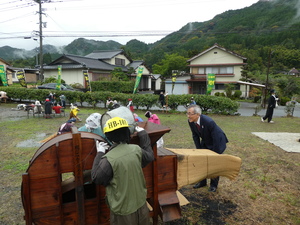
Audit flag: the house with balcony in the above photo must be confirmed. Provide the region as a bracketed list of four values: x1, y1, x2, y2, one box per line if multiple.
[165, 44, 255, 97]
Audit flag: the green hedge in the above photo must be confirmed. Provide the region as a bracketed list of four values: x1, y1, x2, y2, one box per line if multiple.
[90, 81, 135, 93]
[0, 87, 239, 114]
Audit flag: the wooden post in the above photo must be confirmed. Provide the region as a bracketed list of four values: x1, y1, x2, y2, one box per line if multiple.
[71, 127, 86, 224]
[21, 173, 32, 225]
[152, 143, 159, 225]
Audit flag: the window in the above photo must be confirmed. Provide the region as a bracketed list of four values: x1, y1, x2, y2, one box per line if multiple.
[115, 58, 125, 66]
[215, 83, 240, 90]
[198, 68, 205, 74]
[215, 84, 225, 90]
[206, 67, 218, 74]
[198, 66, 234, 74]
[219, 66, 233, 74]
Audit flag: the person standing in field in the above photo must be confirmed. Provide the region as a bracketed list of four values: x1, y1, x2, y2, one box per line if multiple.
[186, 104, 228, 192]
[261, 89, 279, 123]
[92, 117, 153, 225]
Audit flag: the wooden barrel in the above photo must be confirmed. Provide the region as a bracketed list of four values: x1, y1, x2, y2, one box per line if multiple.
[21, 122, 179, 225]
[22, 128, 110, 224]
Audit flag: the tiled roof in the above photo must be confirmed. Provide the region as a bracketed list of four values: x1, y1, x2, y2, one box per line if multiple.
[7, 66, 38, 72]
[289, 68, 299, 74]
[85, 50, 124, 60]
[128, 60, 143, 69]
[46, 54, 127, 71]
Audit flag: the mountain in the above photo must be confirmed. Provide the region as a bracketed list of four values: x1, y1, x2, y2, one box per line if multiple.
[140, 0, 300, 66]
[0, 44, 64, 61]
[0, 39, 122, 61]
[2, 0, 300, 70]
[62, 38, 123, 56]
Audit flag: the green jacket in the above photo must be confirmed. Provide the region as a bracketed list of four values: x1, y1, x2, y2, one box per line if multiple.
[105, 143, 147, 215]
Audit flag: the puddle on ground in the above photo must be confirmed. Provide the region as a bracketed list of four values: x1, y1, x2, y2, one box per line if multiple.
[16, 133, 47, 148]
[1, 116, 27, 122]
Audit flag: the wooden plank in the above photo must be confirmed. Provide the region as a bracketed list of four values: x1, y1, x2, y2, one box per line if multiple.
[29, 176, 61, 210]
[166, 148, 242, 189]
[152, 143, 159, 225]
[54, 141, 64, 224]
[28, 145, 61, 179]
[71, 128, 85, 224]
[21, 173, 32, 225]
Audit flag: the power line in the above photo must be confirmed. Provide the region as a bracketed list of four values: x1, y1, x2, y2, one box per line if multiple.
[0, 32, 173, 40]
[0, 0, 35, 13]
[0, 12, 35, 24]
[0, 0, 22, 6]
[1, 25, 298, 40]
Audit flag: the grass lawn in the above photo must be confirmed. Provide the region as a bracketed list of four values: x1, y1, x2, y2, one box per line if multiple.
[0, 103, 299, 224]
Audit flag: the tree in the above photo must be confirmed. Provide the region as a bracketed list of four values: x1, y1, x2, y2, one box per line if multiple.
[152, 53, 189, 80]
[126, 67, 136, 76]
[110, 67, 129, 81]
[276, 76, 300, 98]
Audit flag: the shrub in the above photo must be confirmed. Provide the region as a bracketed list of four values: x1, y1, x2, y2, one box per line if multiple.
[253, 96, 261, 103]
[233, 90, 242, 99]
[90, 81, 135, 93]
[284, 101, 295, 117]
[0, 87, 239, 114]
[280, 96, 290, 106]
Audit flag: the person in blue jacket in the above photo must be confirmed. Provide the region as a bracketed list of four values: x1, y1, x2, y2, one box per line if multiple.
[186, 104, 228, 192]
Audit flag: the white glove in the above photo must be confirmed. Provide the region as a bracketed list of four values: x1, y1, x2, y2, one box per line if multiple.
[96, 140, 109, 153]
[135, 126, 144, 132]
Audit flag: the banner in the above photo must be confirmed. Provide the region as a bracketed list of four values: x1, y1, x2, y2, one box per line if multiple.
[56, 65, 62, 90]
[0, 65, 8, 86]
[171, 70, 178, 94]
[133, 66, 143, 94]
[83, 70, 91, 92]
[206, 73, 215, 95]
[16, 70, 27, 87]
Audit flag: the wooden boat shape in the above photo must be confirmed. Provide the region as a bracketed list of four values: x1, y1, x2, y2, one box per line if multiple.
[22, 121, 241, 224]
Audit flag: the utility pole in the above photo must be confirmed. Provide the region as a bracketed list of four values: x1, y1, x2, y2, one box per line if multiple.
[38, 0, 44, 81]
[33, 0, 45, 81]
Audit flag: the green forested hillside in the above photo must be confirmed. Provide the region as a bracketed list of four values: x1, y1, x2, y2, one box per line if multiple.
[3, 0, 300, 79]
[135, 0, 300, 72]
[63, 38, 122, 56]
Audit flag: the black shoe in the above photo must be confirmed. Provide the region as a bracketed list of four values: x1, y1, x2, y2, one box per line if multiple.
[208, 186, 217, 192]
[193, 182, 207, 189]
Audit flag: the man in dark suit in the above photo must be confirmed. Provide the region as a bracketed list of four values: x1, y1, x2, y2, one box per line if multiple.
[187, 104, 228, 192]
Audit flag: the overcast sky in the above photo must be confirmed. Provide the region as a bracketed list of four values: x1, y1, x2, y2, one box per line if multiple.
[0, 0, 258, 50]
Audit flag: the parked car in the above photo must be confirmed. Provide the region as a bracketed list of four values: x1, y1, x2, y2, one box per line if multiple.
[37, 83, 82, 91]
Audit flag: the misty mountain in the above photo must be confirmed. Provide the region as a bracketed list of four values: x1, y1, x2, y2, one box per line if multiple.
[2, 0, 300, 68]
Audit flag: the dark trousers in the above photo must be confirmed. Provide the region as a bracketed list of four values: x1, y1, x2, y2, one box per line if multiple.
[263, 107, 274, 122]
[199, 177, 220, 188]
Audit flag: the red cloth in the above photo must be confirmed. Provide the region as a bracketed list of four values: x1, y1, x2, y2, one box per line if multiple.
[52, 105, 62, 114]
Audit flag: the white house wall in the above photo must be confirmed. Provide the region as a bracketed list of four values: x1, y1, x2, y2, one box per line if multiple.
[135, 65, 150, 75]
[191, 48, 243, 64]
[104, 54, 131, 65]
[165, 80, 189, 95]
[46, 69, 85, 85]
[189, 47, 247, 97]
[155, 78, 162, 90]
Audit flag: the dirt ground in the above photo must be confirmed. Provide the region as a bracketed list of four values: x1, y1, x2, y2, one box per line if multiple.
[1, 103, 299, 225]
[0, 104, 237, 225]
[0, 104, 29, 122]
